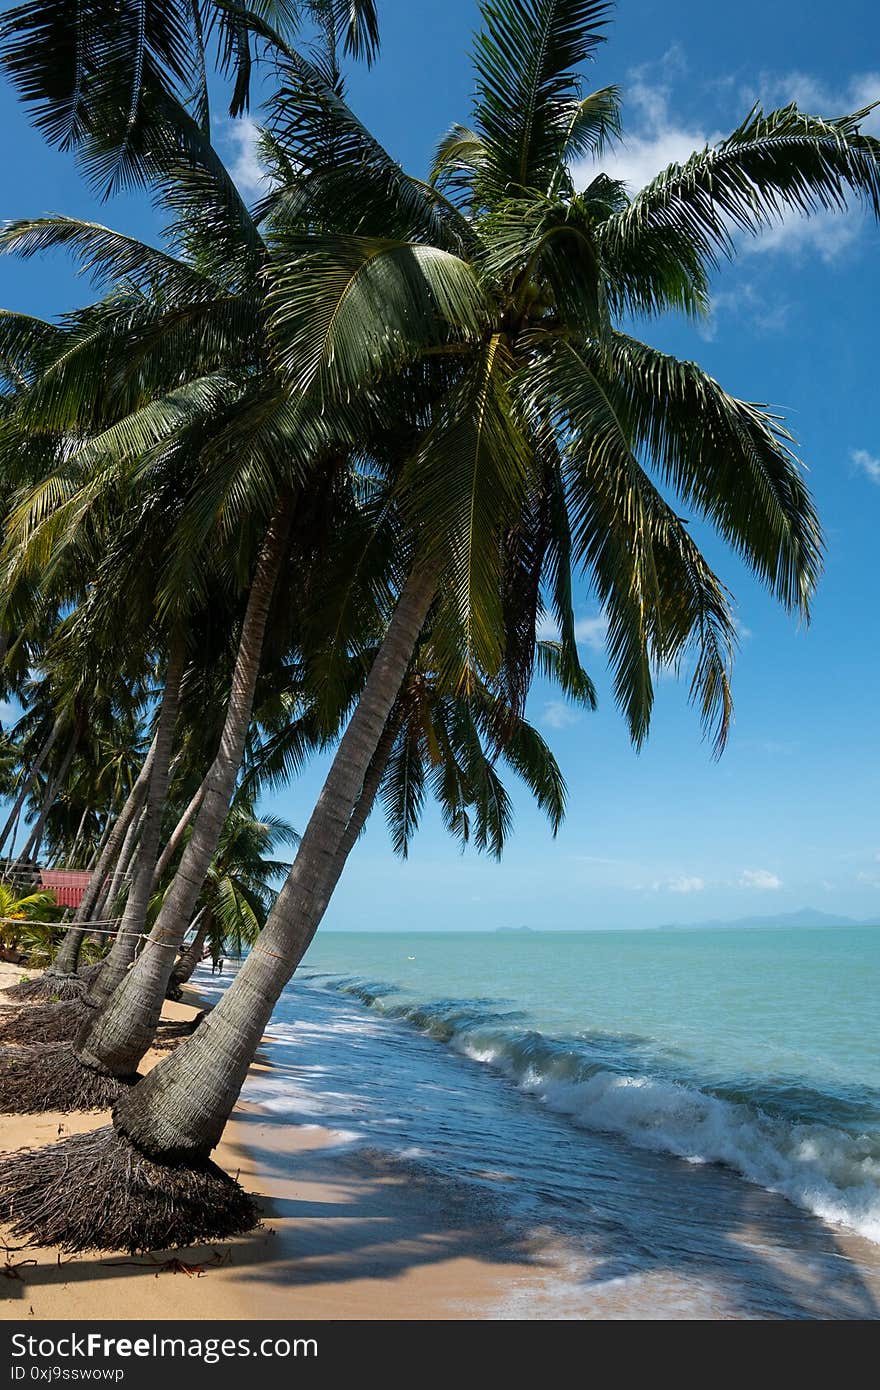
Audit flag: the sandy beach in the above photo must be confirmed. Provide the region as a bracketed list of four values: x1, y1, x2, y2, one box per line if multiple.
[0, 962, 555, 1321]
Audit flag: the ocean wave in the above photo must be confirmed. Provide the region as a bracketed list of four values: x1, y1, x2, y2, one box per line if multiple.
[309, 972, 880, 1243]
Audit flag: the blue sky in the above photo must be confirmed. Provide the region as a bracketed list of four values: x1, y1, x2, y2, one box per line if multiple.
[1, 0, 879, 929]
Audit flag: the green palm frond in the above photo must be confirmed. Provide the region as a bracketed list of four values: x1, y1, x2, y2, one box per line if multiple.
[601, 103, 880, 271]
[430, 124, 489, 204]
[0, 1, 379, 196]
[264, 45, 469, 249]
[0, 217, 216, 298]
[472, 0, 612, 197]
[400, 335, 532, 686]
[597, 332, 823, 614]
[0, 0, 196, 194]
[267, 234, 490, 397]
[525, 337, 738, 749]
[0, 309, 65, 390]
[381, 722, 427, 858]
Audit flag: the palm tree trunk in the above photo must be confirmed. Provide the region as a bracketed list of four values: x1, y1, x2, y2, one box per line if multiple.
[94, 798, 143, 922]
[114, 556, 436, 1161]
[18, 720, 82, 864]
[335, 716, 397, 864]
[166, 910, 210, 998]
[0, 720, 61, 860]
[65, 805, 90, 869]
[151, 779, 205, 890]
[47, 740, 158, 979]
[78, 500, 292, 1076]
[84, 634, 187, 1011]
[87, 808, 114, 871]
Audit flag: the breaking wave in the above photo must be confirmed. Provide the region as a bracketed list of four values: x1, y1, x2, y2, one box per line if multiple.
[309, 973, 880, 1243]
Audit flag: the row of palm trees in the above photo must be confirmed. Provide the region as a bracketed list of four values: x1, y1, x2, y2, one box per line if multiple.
[0, 0, 873, 1252]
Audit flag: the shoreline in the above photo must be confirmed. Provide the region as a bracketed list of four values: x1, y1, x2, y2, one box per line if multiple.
[0, 961, 555, 1321]
[2, 959, 880, 1320]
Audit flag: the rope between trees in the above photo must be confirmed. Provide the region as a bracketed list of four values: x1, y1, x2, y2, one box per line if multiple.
[0, 917, 185, 951]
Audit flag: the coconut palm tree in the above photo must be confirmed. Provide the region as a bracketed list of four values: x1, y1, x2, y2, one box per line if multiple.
[2, 0, 874, 1253]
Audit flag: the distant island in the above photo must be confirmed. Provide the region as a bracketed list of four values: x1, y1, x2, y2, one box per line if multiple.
[659, 907, 876, 931]
[495, 925, 536, 933]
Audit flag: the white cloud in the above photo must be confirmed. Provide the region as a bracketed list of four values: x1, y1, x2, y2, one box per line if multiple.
[541, 700, 581, 731]
[732, 69, 880, 261]
[740, 209, 862, 265]
[537, 610, 608, 651]
[573, 48, 715, 196]
[222, 117, 272, 198]
[852, 448, 880, 485]
[574, 613, 609, 650]
[739, 868, 783, 891]
[598, 124, 708, 196]
[572, 54, 877, 265]
[667, 875, 705, 894]
[745, 70, 880, 137]
[699, 283, 791, 341]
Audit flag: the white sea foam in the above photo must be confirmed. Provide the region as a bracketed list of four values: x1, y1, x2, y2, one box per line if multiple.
[203, 965, 880, 1248]
[316, 974, 880, 1244]
[458, 1038, 880, 1243]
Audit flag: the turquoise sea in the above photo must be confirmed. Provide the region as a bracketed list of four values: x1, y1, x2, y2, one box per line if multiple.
[300, 926, 880, 1240]
[199, 923, 880, 1315]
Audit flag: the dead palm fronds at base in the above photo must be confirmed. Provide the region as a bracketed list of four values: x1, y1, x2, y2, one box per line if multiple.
[0, 1125, 259, 1252]
[0, 999, 89, 1044]
[3, 972, 87, 1003]
[0, 1042, 133, 1113]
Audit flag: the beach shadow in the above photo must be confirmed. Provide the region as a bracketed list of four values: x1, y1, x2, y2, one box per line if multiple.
[219, 1109, 880, 1319]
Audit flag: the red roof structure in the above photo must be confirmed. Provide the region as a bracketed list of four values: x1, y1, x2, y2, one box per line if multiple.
[40, 869, 91, 909]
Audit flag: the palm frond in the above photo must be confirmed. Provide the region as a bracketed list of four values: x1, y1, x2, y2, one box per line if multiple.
[472, 0, 612, 197]
[602, 103, 880, 270]
[267, 234, 490, 397]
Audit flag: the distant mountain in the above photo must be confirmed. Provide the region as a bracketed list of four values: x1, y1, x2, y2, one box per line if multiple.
[659, 907, 872, 931]
[495, 925, 536, 933]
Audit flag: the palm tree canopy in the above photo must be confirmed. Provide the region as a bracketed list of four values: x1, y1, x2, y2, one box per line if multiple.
[0, 1, 380, 196]
[253, 0, 880, 751]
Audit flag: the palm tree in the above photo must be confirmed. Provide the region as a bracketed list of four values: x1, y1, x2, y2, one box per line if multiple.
[2, 0, 878, 1252]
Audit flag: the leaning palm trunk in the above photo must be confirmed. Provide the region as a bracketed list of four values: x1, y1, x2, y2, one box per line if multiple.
[77, 741, 156, 925]
[0, 719, 60, 859]
[166, 910, 210, 999]
[86, 801, 116, 871]
[82, 635, 187, 1014]
[151, 778, 205, 891]
[64, 805, 91, 869]
[0, 558, 435, 1249]
[71, 739, 157, 931]
[93, 802, 142, 924]
[3, 745, 154, 1001]
[75, 501, 292, 1083]
[0, 647, 183, 1078]
[338, 717, 397, 858]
